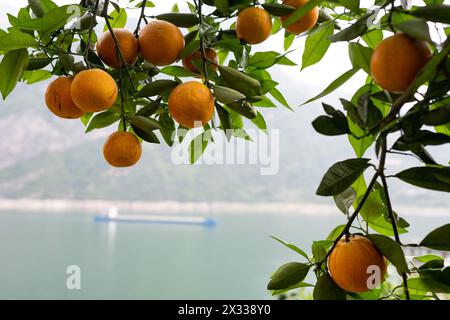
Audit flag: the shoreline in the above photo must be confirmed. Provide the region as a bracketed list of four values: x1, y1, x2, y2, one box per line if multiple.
[0, 198, 448, 217]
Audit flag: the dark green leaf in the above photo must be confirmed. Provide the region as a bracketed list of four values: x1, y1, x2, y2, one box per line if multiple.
[136, 98, 161, 117]
[85, 111, 120, 133]
[0, 49, 28, 99]
[129, 115, 161, 131]
[348, 43, 373, 74]
[156, 13, 199, 28]
[411, 4, 450, 24]
[420, 224, 450, 251]
[137, 80, 179, 97]
[395, 166, 450, 193]
[218, 65, 262, 97]
[262, 3, 296, 16]
[267, 262, 310, 290]
[366, 234, 409, 273]
[313, 273, 346, 300]
[396, 18, 432, 42]
[316, 158, 371, 196]
[302, 68, 359, 105]
[270, 236, 309, 260]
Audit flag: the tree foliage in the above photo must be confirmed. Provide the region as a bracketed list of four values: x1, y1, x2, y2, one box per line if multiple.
[0, 0, 449, 300]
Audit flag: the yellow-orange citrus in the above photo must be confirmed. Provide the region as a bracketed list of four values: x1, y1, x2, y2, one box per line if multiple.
[182, 48, 218, 73]
[281, 0, 319, 34]
[168, 81, 214, 128]
[45, 76, 84, 119]
[328, 235, 387, 293]
[236, 7, 272, 45]
[103, 131, 142, 167]
[71, 68, 118, 112]
[96, 28, 139, 69]
[138, 20, 185, 66]
[370, 34, 431, 93]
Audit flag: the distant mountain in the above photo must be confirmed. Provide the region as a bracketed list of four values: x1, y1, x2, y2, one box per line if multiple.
[0, 78, 448, 207]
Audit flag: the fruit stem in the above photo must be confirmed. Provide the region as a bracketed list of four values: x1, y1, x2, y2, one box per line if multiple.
[378, 134, 410, 300]
[103, 0, 136, 91]
[134, 0, 147, 37]
[194, 0, 211, 88]
[84, 0, 100, 68]
[319, 170, 380, 268]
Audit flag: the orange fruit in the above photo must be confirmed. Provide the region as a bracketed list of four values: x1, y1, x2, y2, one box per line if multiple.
[71, 68, 118, 112]
[103, 131, 142, 167]
[182, 48, 218, 73]
[138, 20, 185, 66]
[281, 0, 319, 34]
[168, 81, 214, 128]
[96, 28, 139, 69]
[236, 7, 272, 45]
[370, 34, 431, 93]
[328, 235, 387, 293]
[45, 76, 84, 119]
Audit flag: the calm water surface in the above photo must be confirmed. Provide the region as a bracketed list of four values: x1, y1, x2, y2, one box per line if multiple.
[0, 211, 448, 299]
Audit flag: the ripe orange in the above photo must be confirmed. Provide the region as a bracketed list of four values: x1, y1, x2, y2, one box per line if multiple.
[281, 0, 319, 34]
[45, 76, 84, 119]
[71, 68, 118, 112]
[138, 20, 185, 66]
[370, 34, 431, 93]
[328, 235, 387, 293]
[168, 81, 214, 128]
[103, 131, 142, 167]
[96, 28, 139, 69]
[182, 48, 218, 74]
[236, 7, 272, 45]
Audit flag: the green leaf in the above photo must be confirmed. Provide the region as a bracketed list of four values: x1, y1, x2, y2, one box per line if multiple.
[0, 49, 28, 99]
[362, 29, 383, 49]
[213, 85, 246, 104]
[189, 130, 209, 164]
[333, 187, 356, 215]
[414, 254, 443, 263]
[131, 125, 160, 144]
[313, 273, 346, 300]
[104, 8, 127, 31]
[270, 87, 292, 111]
[302, 68, 359, 105]
[28, 0, 45, 17]
[271, 282, 313, 296]
[129, 115, 161, 131]
[302, 22, 334, 70]
[85, 111, 120, 133]
[366, 234, 409, 273]
[159, 111, 176, 146]
[136, 98, 161, 117]
[338, 0, 360, 13]
[348, 43, 373, 74]
[160, 66, 197, 77]
[396, 18, 432, 42]
[270, 236, 309, 260]
[411, 4, 450, 24]
[24, 69, 52, 84]
[267, 262, 310, 290]
[0, 31, 37, 51]
[284, 31, 295, 51]
[312, 240, 332, 262]
[408, 277, 450, 294]
[316, 158, 371, 196]
[282, 0, 323, 28]
[17, 5, 81, 37]
[395, 167, 450, 193]
[156, 13, 199, 28]
[420, 224, 450, 251]
[312, 104, 350, 136]
[248, 51, 296, 69]
[329, 14, 369, 42]
[137, 80, 179, 97]
[218, 65, 262, 97]
[262, 3, 296, 16]
[251, 111, 267, 132]
[327, 225, 346, 241]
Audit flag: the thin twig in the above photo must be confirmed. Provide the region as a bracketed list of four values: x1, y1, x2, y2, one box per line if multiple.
[194, 0, 211, 88]
[134, 0, 147, 37]
[84, 0, 100, 68]
[379, 134, 410, 300]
